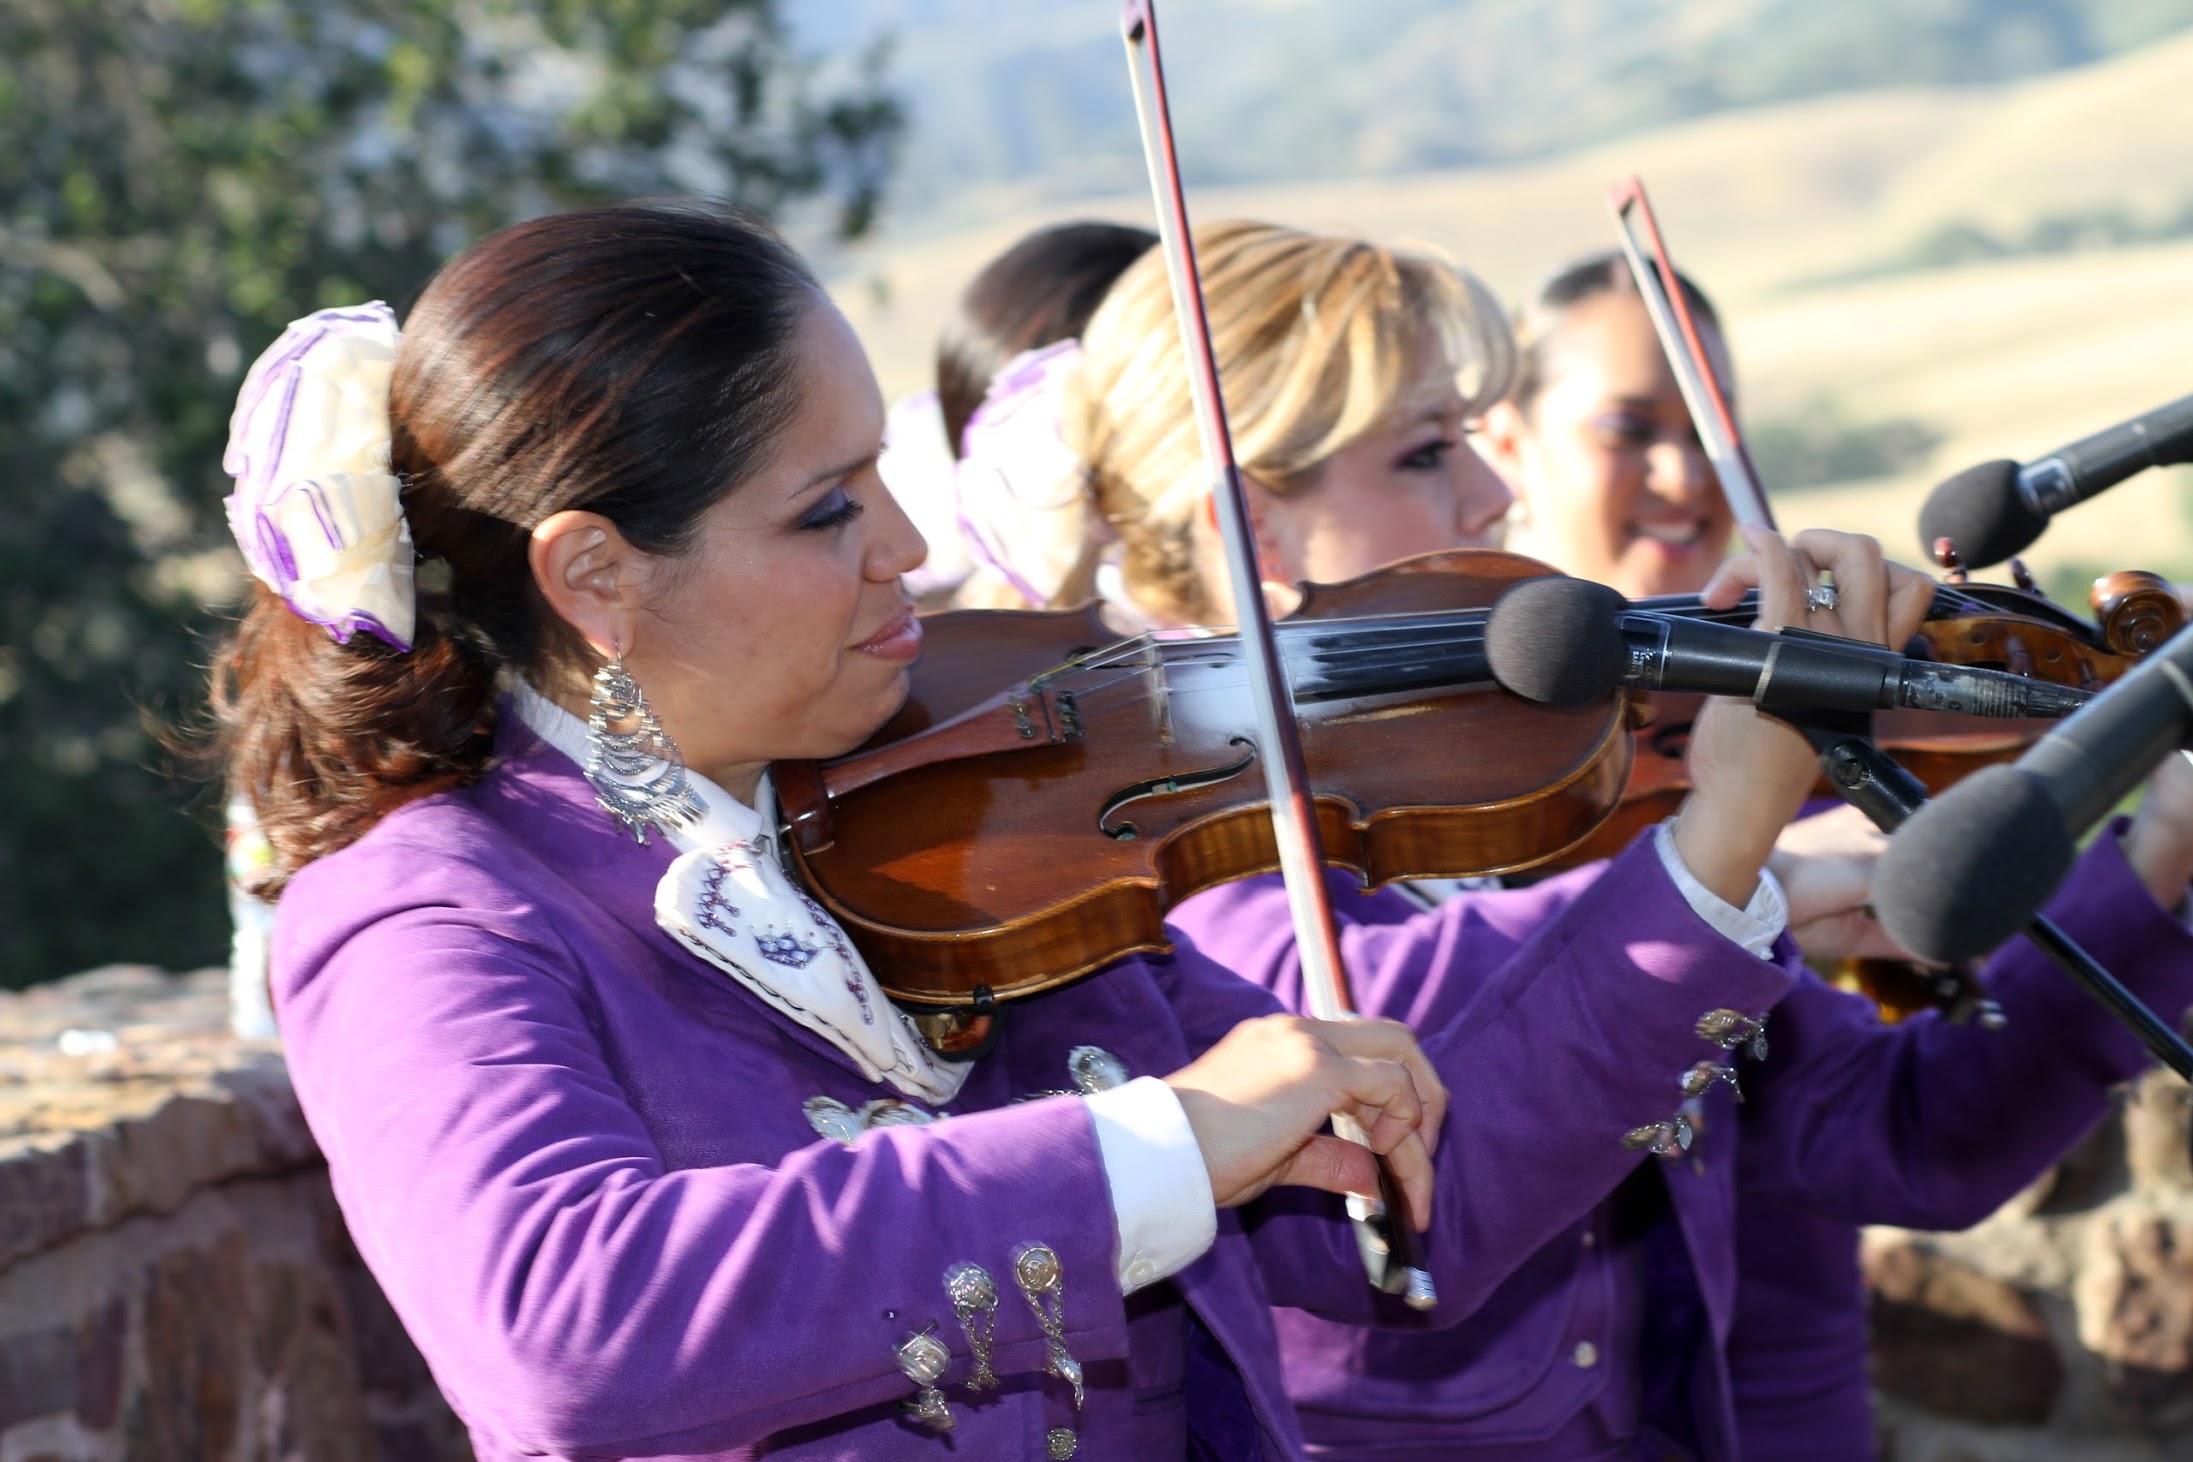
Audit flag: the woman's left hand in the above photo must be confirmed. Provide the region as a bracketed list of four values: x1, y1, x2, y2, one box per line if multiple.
[1676, 526, 1937, 908]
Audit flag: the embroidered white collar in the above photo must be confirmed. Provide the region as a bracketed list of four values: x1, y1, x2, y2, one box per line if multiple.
[509, 683, 968, 1103]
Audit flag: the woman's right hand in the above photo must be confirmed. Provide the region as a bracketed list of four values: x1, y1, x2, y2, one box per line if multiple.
[1165, 1014, 1445, 1230]
[2122, 747, 2193, 910]
[1767, 803, 1911, 962]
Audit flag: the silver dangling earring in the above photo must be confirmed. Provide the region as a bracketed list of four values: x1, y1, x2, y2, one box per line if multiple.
[1499, 494, 1531, 547]
[584, 651, 706, 844]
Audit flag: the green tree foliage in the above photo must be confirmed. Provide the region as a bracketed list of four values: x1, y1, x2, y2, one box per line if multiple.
[0, 0, 901, 988]
[1750, 403, 1946, 491]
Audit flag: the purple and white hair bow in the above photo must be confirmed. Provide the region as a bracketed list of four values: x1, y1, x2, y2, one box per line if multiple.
[222, 303, 414, 651]
[952, 339, 1105, 609]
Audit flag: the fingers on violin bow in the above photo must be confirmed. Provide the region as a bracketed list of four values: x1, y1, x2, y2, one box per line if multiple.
[1274, 1128, 1435, 1234]
[1327, 1048, 1437, 1230]
[1317, 1017, 1447, 1156]
[1387, 1130, 1435, 1232]
[1274, 1132, 1383, 1208]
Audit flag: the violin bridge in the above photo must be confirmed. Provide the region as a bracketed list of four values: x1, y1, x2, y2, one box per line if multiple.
[1137, 637, 1173, 745]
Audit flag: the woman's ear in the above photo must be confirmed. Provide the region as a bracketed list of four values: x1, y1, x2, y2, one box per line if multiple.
[1236, 472, 1310, 616]
[1474, 400, 1531, 484]
[530, 510, 647, 656]
[1236, 473, 1299, 587]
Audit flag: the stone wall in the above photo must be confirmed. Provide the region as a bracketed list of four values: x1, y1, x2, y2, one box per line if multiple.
[1867, 1068, 2193, 1460]
[0, 967, 466, 1461]
[4, 966, 2190, 1460]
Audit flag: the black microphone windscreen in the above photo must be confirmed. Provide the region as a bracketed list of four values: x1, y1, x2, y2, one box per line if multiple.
[1916, 459, 2047, 569]
[1485, 576, 1630, 706]
[1872, 764, 2079, 965]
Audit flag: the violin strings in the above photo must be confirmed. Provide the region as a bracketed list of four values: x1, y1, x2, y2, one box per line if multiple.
[1020, 580, 2015, 715]
[1104, 579, 2003, 676]
[1038, 626, 1496, 711]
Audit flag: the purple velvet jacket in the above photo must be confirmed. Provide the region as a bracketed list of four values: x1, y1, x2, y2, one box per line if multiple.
[271, 718, 1805, 1461]
[1170, 835, 2193, 1460]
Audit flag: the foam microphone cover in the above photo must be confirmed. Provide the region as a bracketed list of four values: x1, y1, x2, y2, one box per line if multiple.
[1485, 576, 1630, 706]
[1915, 459, 2047, 569]
[1872, 763, 2080, 965]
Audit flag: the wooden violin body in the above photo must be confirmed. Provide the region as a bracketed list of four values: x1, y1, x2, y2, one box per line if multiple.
[780, 550, 1629, 1009]
[778, 551, 2184, 1021]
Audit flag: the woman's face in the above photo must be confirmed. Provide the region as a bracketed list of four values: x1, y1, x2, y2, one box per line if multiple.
[1481, 290, 1735, 598]
[629, 301, 928, 789]
[1189, 357, 1513, 622]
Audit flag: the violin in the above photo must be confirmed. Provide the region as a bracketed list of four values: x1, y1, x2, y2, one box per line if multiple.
[775, 548, 2181, 1042]
[1556, 565, 2190, 869]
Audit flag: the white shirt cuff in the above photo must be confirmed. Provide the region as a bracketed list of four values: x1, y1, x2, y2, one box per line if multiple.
[1084, 1076, 1218, 1294]
[1653, 820, 1790, 959]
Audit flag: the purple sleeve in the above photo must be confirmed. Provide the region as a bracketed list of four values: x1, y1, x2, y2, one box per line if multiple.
[1166, 832, 1800, 1326]
[276, 899, 1123, 1456]
[1736, 820, 2193, 1229]
[1175, 861, 1610, 1034]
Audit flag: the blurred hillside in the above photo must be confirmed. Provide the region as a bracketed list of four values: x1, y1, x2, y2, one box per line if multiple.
[834, 21, 2193, 598]
[799, 0, 2193, 223]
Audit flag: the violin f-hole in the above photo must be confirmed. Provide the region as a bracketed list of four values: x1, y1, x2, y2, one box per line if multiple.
[1098, 737, 1257, 840]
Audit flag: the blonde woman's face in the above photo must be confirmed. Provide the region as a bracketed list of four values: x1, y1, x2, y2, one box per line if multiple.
[1485, 291, 1735, 598]
[1244, 373, 1513, 601]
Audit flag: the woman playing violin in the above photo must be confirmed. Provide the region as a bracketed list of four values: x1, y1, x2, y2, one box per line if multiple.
[1475, 250, 2193, 1461]
[1033, 220, 2193, 1459]
[1477, 251, 1734, 597]
[211, 202, 1858, 1461]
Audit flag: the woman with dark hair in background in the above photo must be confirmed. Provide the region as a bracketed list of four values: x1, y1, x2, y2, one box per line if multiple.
[879, 220, 1155, 606]
[935, 220, 1158, 461]
[211, 201, 1851, 1461]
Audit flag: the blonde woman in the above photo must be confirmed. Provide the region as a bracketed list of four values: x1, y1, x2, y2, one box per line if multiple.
[1046, 222, 2193, 1459]
[1068, 219, 1514, 624]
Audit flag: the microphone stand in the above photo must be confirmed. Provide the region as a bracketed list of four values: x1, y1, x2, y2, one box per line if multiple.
[1759, 692, 2193, 1083]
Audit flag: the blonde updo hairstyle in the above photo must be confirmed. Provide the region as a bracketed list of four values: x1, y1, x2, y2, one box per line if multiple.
[1069, 219, 1514, 625]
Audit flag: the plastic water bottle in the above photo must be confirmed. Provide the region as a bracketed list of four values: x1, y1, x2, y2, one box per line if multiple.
[225, 796, 279, 1040]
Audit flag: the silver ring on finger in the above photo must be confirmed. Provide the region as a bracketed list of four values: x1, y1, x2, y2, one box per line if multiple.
[1805, 584, 1839, 613]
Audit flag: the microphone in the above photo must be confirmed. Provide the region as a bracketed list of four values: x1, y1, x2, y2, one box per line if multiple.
[1874, 620, 2193, 964]
[1916, 392, 2193, 569]
[1483, 576, 2094, 721]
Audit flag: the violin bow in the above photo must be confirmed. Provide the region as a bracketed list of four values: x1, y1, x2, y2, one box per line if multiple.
[1119, 0, 1436, 1310]
[1608, 177, 1776, 531]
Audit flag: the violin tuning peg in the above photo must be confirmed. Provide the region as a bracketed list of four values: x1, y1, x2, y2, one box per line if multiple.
[2008, 557, 2042, 596]
[1932, 537, 1970, 585]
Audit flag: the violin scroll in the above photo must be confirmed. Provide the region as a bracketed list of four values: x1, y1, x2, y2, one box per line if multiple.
[2091, 569, 2187, 658]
